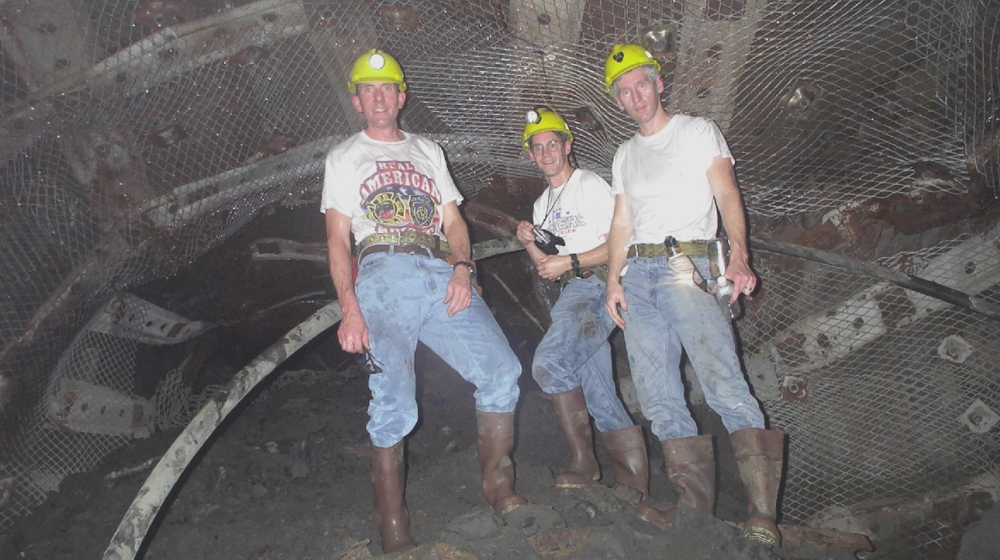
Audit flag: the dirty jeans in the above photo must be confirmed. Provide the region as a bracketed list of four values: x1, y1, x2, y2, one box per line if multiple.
[355, 251, 522, 448]
[532, 276, 634, 433]
[620, 255, 764, 441]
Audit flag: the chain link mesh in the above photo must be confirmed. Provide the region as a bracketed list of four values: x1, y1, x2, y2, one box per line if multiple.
[0, 0, 998, 557]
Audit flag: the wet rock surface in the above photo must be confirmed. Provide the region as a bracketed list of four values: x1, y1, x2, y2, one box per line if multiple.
[4, 338, 857, 560]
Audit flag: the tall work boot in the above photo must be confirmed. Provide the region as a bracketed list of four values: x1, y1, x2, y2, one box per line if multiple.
[477, 411, 528, 515]
[663, 435, 716, 514]
[731, 428, 785, 547]
[370, 442, 416, 554]
[551, 388, 600, 488]
[605, 425, 674, 529]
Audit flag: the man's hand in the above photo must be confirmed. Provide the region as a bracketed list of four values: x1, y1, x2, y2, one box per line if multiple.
[516, 221, 535, 247]
[338, 309, 370, 353]
[536, 254, 570, 282]
[443, 267, 473, 316]
[605, 281, 628, 330]
[725, 251, 757, 303]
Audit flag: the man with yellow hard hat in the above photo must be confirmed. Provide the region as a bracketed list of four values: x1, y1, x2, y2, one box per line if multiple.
[601, 43, 786, 546]
[321, 48, 526, 554]
[515, 108, 669, 526]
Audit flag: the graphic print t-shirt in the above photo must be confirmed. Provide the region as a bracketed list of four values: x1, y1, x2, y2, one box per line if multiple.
[531, 169, 614, 256]
[321, 131, 463, 243]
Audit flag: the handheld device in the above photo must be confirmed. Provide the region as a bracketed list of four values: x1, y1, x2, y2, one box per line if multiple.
[707, 238, 743, 320]
[532, 226, 565, 256]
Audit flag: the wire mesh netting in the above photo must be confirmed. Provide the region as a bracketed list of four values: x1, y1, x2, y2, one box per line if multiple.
[0, 0, 998, 557]
[741, 229, 1000, 556]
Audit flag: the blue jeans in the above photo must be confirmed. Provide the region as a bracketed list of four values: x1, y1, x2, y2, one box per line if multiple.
[620, 255, 764, 441]
[355, 251, 522, 448]
[532, 276, 634, 433]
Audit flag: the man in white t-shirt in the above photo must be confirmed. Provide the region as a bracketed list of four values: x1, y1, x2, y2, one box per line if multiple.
[321, 49, 525, 554]
[515, 108, 668, 527]
[601, 43, 786, 546]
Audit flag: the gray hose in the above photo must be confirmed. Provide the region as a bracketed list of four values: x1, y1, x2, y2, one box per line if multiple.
[103, 303, 343, 560]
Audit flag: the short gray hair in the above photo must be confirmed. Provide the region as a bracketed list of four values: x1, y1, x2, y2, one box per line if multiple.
[611, 65, 660, 98]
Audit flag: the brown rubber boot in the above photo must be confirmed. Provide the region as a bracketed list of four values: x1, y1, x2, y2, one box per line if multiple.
[551, 388, 600, 488]
[663, 435, 716, 513]
[604, 425, 647, 494]
[477, 411, 528, 515]
[731, 428, 785, 547]
[604, 425, 675, 529]
[370, 442, 416, 554]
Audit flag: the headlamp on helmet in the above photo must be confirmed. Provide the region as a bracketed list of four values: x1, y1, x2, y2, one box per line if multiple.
[348, 48, 407, 94]
[521, 107, 574, 151]
[604, 43, 661, 94]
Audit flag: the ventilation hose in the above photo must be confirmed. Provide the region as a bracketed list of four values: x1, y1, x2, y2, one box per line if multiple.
[103, 303, 342, 560]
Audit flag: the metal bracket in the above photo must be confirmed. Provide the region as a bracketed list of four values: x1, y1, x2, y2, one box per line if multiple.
[959, 399, 999, 434]
[937, 334, 972, 364]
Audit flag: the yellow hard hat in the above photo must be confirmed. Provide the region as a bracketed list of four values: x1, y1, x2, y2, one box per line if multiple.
[604, 43, 661, 94]
[521, 108, 574, 151]
[348, 48, 407, 94]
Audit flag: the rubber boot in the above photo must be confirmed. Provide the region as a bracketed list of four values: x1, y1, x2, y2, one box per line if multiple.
[604, 425, 674, 529]
[370, 442, 416, 554]
[477, 411, 528, 515]
[731, 428, 785, 547]
[663, 435, 716, 513]
[551, 388, 600, 488]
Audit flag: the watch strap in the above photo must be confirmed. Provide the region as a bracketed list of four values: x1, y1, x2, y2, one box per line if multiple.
[453, 260, 476, 275]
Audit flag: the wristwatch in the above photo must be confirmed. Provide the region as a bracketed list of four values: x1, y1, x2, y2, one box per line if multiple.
[453, 260, 476, 277]
[570, 254, 581, 277]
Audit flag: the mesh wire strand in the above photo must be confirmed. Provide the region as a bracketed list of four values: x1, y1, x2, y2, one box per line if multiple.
[0, 0, 998, 557]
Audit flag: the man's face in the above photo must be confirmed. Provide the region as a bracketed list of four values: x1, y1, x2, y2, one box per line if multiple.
[527, 130, 571, 180]
[352, 81, 405, 129]
[613, 67, 664, 125]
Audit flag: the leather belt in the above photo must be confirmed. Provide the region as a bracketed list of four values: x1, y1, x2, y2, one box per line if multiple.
[356, 232, 451, 265]
[358, 243, 450, 264]
[558, 265, 609, 287]
[627, 240, 709, 259]
[358, 231, 450, 254]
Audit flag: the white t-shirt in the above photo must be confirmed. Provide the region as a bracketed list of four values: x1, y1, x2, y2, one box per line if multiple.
[321, 131, 463, 243]
[611, 114, 734, 245]
[532, 169, 614, 256]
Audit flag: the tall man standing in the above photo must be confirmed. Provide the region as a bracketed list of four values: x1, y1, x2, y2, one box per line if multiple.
[601, 44, 785, 546]
[515, 108, 667, 526]
[322, 48, 526, 554]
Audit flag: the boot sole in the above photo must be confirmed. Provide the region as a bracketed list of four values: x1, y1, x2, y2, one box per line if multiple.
[554, 471, 600, 488]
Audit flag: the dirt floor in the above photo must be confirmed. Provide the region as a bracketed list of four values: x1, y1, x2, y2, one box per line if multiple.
[1, 319, 872, 560]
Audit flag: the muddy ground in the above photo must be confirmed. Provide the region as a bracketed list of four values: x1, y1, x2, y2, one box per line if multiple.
[2, 311, 879, 560]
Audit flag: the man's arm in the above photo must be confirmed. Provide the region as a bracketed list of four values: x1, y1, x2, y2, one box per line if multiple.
[326, 208, 368, 353]
[604, 193, 633, 329]
[532, 241, 609, 282]
[707, 156, 757, 301]
[441, 201, 474, 317]
[516, 220, 549, 266]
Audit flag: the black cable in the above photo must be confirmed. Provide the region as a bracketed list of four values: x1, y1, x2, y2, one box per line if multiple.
[750, 238, 1000, 322]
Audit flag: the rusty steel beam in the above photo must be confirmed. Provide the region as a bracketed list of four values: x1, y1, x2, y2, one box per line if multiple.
[809, 473, 999, 551]
[0, 0, 311, 163]
[669, 0, 768, 132]
[0, 0, 90, 92]
[777, 523, 874, 552]
[746, 225, 1000, 400]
